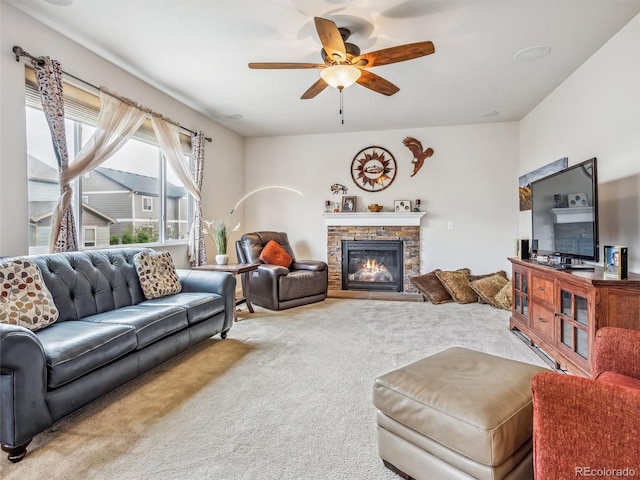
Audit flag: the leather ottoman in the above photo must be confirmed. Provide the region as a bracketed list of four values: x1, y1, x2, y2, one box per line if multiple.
[373, 347, 549, 480]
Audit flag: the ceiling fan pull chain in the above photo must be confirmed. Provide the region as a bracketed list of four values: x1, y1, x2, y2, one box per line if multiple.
[340, 88, 344, 124]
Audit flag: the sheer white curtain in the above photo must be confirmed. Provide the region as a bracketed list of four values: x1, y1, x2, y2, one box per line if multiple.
[151, 118, 205, 263]
[150, 117, 201, 202]
[59, 92, 147, 186]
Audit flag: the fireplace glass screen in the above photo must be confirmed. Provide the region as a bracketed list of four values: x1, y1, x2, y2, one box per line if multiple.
[342, 240, 403, 291]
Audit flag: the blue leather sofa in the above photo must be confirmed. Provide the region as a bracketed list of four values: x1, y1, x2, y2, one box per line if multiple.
[0, 248, 235, 462]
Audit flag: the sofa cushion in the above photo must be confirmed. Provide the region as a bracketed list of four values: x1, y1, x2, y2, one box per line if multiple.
[596, 371, 640, 391]
[36, 321, 137, 389]
[142, 292, 225, 325]
[260, 240, 292, 268]
[0, 259, 58, 331]
[134, 251, 182, 299]
[83, 304, 188, 349]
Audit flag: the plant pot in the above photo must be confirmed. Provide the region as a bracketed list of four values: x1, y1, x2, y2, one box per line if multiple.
[215, 254, 229, 265]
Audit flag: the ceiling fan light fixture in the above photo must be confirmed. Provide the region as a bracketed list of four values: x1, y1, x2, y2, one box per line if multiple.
[320, 65, 361, 90]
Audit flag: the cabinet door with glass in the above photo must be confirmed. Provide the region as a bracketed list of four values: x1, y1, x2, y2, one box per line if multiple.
[556, 284, 591, 372]
[512, 266, 529, 322]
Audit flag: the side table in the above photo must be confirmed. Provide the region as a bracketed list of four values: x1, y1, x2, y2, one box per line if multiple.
[193, 263, 259, 318]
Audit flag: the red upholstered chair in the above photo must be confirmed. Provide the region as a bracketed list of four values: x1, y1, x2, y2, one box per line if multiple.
[531, 327, 640, 479]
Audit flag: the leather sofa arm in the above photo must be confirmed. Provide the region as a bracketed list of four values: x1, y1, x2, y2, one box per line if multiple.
[531, 371, 640, 478]
[592, 327, 640, 379]
[0, 324, 53, 448]
[177, 269, 236, 332]
[291, 260, 327, 272]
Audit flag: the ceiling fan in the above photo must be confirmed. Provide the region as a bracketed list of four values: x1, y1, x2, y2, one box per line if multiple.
[249, 17, 435, 99]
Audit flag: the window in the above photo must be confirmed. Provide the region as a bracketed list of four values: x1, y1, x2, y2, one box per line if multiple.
[25, 69, 193, 254]
[83, 227, 96, 247]
[142, 196, 153, 212]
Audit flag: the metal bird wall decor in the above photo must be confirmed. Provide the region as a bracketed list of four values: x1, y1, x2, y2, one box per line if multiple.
[402, 137, 434, 177]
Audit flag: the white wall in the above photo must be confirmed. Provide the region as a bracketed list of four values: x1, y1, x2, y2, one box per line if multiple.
[0, 2, 244, 267]
[519, 13, 640, 272]
[245, 122, 520, 275]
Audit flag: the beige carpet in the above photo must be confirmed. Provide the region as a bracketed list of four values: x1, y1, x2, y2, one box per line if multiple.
[1, 298, 548, 480]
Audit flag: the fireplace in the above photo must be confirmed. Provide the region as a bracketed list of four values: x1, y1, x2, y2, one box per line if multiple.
[342, 240, 403, 292]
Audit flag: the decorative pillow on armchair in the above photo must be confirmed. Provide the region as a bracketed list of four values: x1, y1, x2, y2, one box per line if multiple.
[259, 240, 292, 268]
[0, 259, 58, 331]
[134, 251, 182, 299]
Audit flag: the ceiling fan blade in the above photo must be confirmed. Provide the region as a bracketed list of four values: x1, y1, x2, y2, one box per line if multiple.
[356, 69, 400, 96]
[314, 17, 347, 63]
[301, 78, 329, 99]
[353, 41, 435, 67]
[249, 62, 324, 69]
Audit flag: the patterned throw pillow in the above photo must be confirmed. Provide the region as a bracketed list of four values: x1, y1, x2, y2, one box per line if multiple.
[0, 259, 58, 331]
[469, 274, 509, 308]
[259, 240, 292, 268]
[494, 281, 513, 310]
[134, 251, 182, 299]
[435, 269, 477, 304]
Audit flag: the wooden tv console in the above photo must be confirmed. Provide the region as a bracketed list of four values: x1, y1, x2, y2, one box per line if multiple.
[509, 258, 640, 377]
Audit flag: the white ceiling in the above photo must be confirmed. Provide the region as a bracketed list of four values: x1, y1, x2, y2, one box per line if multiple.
[9, 0, 640, 138]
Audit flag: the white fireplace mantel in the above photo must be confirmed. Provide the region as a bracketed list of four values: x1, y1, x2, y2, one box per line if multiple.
[322, 212, 425, 227]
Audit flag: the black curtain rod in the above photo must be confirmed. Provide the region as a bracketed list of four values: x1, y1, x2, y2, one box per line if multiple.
[12, 45, 212, 142]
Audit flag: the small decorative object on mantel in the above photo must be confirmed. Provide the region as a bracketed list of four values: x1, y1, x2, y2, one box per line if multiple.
[402, 137, 434, 177]
[604, 245, 628, 279]
[330, 183, 348, 195]
[368, 203, 383, 212]
[351, 146, 397, 192]
[414, 199, 421, 212]
[394, 200, 411, 212]
[324, 200, 332, 213]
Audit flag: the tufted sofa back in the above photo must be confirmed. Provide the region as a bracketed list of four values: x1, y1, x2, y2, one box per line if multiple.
[26, 248, 149, 323]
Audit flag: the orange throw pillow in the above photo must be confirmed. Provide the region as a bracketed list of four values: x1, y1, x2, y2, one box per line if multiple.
[259, 240, 292, 268]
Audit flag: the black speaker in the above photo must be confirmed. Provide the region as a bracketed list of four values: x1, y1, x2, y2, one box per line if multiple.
[515, 239, 530, 260]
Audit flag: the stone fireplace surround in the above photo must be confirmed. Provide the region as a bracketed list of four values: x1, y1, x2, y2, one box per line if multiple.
[323, 213, 424, 293]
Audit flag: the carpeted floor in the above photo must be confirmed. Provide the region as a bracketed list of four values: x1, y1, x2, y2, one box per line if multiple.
[1, 298, 548, 480]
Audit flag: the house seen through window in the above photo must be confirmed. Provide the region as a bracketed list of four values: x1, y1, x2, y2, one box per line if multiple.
[25, 77, 192, 254]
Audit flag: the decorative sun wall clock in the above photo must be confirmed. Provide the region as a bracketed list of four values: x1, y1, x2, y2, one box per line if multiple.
[351, 146, 397, 192]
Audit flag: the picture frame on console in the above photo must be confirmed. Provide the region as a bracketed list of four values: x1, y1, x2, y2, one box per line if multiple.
[342, 196, 356, 212]
[604, 245, 628, 279]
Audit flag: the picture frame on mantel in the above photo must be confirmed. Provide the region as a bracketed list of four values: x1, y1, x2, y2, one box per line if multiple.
[394, 200, 411, 212]
[342, 196, 356, 212]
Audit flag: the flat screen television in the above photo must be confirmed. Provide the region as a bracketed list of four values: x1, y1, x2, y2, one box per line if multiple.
[530, 157, 599, 264]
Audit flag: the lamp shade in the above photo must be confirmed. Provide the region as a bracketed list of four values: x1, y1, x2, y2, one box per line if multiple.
[320, 65, 362, 90]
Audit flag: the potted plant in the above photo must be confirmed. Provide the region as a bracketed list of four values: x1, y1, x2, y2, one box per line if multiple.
[203, 220, 232, 265]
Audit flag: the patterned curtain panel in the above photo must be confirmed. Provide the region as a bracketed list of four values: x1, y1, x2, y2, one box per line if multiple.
[33, 57, 78, 252]
[189, 132, 207, 266]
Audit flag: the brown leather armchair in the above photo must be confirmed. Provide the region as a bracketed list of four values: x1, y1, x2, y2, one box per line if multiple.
[235, 231, 328, 310]
[531, 327, 640, 479]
